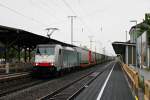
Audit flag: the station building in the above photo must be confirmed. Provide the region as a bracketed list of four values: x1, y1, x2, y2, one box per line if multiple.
[112, 13, 150, 69]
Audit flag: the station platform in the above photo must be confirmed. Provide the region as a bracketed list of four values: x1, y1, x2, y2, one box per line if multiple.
[76, 62, 135, 100]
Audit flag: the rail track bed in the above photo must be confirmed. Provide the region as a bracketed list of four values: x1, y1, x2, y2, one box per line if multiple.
[0, 72, 48, 97]
[0, 62, 112, 100]
[0, 72, 30, 81]
[38, 63, 111, 100]
[39, 72, 100, 100]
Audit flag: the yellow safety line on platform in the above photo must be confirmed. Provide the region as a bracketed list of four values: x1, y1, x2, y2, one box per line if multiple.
[135, 96, 138, 100]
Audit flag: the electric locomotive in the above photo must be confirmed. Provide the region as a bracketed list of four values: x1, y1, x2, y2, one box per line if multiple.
[32, 44, 109, 76]
[32, 44, 79, 75]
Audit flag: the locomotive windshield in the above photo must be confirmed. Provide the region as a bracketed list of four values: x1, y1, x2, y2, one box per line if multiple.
[36, 46, 55, 55]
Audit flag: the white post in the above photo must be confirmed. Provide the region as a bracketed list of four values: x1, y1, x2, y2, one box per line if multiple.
[5, 62, 9, 74]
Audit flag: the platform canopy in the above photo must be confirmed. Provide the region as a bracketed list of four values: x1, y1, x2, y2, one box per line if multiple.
[112, 42, 136, 54]
[112, 41, 136, 62]
[112, 42, 126, 55]
[0, 25, 74, 49]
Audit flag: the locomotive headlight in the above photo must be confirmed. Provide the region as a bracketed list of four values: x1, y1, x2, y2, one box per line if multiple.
[51, 63, 54, 66]
[36, 63, 39, 66]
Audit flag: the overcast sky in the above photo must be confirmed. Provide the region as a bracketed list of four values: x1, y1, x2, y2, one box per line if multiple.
[0, 0, 150, 55]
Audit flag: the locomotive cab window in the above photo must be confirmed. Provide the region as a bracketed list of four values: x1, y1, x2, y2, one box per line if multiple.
[36, 47, 40, 54]
[36, 46, 55, 55]
[59, 49, 61, 55]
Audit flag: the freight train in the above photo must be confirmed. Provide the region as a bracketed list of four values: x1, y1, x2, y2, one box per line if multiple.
[32, 44, 111, 76]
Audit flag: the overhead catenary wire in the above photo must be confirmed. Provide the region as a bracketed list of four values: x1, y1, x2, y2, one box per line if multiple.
[32, 0, 73, 23]
[61, 0, 95, 35]
[46, 0, 70, 13]
[0, 0, 69, 33]
[0, 0, 100, 41]
[0, 0, 95, 35]
[29, 0, 70, 30]
[62, 0, 77, 16]
[61, 0, 106, 52]
[31, 0, 65, 22]
[30, 0, 74, 32]
[0, 1, 47, 27]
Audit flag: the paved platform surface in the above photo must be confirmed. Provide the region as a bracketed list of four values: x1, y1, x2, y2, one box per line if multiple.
[75, 62, 135, 100]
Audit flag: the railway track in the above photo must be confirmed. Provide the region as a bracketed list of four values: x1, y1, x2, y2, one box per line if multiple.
[0, 62, 113, 100]
[0, 72, 47, 97]
[38, 62, 113, 100]
[0, 72, 30, 82]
